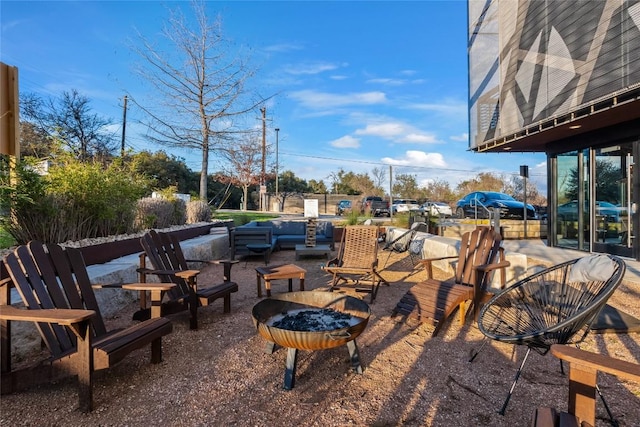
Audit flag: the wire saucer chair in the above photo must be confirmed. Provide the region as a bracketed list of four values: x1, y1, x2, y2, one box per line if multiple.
[475, 254, 626, 416]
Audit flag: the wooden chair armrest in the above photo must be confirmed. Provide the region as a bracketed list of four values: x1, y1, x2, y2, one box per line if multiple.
[175, 270, 200, 279]
[138, 268, 195, 278]
[417, 255, 458, 264]
[120, 283, 176, 292]
[0, 277, 13, 288]
[0, 306, 95, 340]
[475, 260, 511, 273]
[550, 344, 640, 382]
[0, 305, 95, 325]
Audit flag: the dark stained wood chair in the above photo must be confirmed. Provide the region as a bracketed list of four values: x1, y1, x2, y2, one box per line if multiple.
[322, 225, 388, 303]
[0, 241, 174, 412]
[138, 229, 239, 329]
[392, 226, 510, 336]
[531, 344, 640, 427]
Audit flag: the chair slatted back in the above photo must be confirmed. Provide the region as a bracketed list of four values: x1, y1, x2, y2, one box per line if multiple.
[140, 230, 190, 300]
[339, 226, 379, 269]
[454, 227, 502, 287]
[3, 242, 108, 358]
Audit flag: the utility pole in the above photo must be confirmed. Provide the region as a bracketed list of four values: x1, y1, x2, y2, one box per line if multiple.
[275, 127, 280, 211]
[260, 107, 266, 211]
[121, 95, 128, 158]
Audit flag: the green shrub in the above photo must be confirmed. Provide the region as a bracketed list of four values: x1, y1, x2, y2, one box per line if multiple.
[186, 200, 211, 223]
[1, 155, 148, 244]
[345, 210, 360, 225]
[135, 197, 175, 229]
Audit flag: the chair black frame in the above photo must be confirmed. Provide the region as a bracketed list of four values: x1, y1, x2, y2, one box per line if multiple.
[381, 221, 428, 268]
[476, 255, 626, 415]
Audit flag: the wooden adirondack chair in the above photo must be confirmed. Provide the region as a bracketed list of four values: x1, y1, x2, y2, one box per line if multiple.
[137, 230, 239, 329]
[322, 225, 388, 302]
[392, 226, 510, 336]
[532, 345, 640, 427]
[0, 241, 174, 412]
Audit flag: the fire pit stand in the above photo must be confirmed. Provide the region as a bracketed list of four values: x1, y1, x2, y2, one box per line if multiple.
[252, 291, 371, 390]
[264, 338, 363, 390]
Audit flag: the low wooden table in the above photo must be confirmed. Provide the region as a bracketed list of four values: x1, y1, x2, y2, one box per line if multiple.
[295, 244, 332, 260]
[255, 264, 306, 298]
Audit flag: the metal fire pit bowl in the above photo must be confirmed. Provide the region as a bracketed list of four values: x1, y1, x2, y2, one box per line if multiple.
[252, 291, 371, 389]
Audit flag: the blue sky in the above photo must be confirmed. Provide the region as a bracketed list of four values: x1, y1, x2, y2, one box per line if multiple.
[1, 0, 546, 194]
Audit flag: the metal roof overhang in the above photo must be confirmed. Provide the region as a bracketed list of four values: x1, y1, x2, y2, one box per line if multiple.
[473, 85, 640, 153]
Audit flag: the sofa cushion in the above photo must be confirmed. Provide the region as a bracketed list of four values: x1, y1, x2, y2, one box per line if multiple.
[315, 221, 333, 238]
[268, 220, 306, 236]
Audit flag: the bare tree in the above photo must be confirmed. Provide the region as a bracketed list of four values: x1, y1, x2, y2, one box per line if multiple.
[20, 90, 115, 161]
[130, 0, 268, 199]
[371, 167, 386, 189]
[215, 133, 262, 211]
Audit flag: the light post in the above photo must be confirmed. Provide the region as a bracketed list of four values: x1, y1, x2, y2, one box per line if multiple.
[275, 128, 280, 211]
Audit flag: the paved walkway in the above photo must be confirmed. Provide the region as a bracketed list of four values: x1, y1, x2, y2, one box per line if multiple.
[502, 239, 640, 285]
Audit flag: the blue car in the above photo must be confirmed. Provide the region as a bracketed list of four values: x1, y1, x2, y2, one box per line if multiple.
[456, 191, 536, 220]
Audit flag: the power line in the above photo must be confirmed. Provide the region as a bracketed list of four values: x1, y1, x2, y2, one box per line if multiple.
[277, 151, 547, 177]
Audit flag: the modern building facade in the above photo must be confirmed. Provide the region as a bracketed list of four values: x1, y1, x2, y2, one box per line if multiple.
[468, 0, 640, 259]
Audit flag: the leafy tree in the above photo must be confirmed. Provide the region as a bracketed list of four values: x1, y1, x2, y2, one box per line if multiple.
[274, 170, 311, 210]
[392, 173, 422, 199]
[308, 179, 327, 194]
[130, 0, 269, 200]
[455, 172, 507, 197]
[565, 159, 621, 203]
[327, 169, 353, 194]
[424, 179, 456, 204]
[348, 171, 380, 196]
[20, 90, 116, 162]
[510, 175, 547, 206]
[129, 150, 198, 194]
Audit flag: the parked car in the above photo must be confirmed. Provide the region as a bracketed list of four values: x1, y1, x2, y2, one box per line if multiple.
[390, 199, 420, 214]
[336, 200, 352, 216]
[557, 200, 624, 223]
[420, 201, 453, 217]
[456, 191, 536, 219]
[360, 196, 390, 217]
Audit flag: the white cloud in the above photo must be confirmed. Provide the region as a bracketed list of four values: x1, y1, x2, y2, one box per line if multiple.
[354, 121, 439, 144]
[381, 150, 447, 168]
[408, 100, 467, 115]
[282, 61, 343, 75]
[264, 42, 304, 53]
[355, 123, 404, 138]
[366, 78, 407, 86]
[330, 135, 360, 148]
[450, 133, 469, 142]
[288, 89, 387, 109]
[404, 133, 438, 143]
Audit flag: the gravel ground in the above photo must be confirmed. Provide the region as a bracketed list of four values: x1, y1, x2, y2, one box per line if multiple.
[1, 248, 639, 426]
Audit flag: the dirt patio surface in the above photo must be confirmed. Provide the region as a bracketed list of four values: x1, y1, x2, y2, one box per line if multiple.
[1, 247, 639, 426]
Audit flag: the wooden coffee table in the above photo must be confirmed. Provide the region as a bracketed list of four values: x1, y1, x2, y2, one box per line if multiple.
[255, 264, 306, 298]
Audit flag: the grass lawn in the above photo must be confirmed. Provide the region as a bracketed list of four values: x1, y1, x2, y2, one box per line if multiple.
[212, 211, 279, 226]
[0, 225, 16, 249]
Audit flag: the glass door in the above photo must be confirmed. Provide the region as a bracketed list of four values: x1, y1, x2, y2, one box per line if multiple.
[592, 144, 633, 257]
